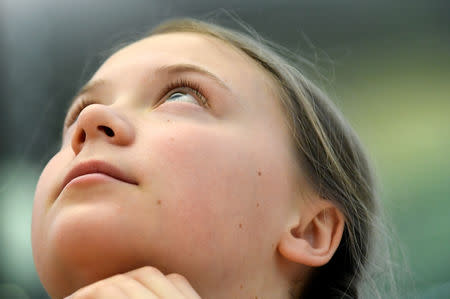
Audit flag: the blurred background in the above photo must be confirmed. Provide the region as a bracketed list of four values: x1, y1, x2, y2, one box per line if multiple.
[1, 0, 449, 298]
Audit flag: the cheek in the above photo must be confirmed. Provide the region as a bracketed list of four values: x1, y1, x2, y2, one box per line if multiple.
[139, 122, 296, 256]
[147, 123, 259, 206]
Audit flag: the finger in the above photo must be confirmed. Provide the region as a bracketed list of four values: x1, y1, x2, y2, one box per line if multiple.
[125, 266, 185, 299]
[109, 274, 159, 299]
[167, 273, 202, 299]
[67, 279, 127, 299]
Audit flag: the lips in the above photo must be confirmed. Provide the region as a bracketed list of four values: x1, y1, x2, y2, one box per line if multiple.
[61, 160, 138, 194]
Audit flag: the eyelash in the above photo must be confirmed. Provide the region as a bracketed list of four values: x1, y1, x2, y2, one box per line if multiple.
[159, 78, 209, 108]
[64, 97, 97, 128]
[64, 78, 209, 128]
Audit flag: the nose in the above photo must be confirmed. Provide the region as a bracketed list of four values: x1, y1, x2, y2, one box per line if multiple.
[71, 104, 135, 155]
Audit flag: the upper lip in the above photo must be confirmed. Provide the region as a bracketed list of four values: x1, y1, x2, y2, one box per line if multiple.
[61, 160, 138, 193]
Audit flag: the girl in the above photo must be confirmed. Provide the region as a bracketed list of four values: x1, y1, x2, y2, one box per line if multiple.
[32, 18, 387, 299]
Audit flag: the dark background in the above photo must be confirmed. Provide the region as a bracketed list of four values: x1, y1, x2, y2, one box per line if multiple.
[1, 0, 449, 298]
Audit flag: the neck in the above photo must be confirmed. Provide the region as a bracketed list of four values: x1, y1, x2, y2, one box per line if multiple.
[196, 256, 306, 299]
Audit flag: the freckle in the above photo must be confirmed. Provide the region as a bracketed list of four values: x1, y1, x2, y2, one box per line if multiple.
[240, 284, 243, 289]
[170, 137, 174, 141]
[257, 170, 262, 176]
[166, 119, 171, 122]
[157, 200, 161, 205]
[256, 202, 259, 208]
[239, 223, 243, 229]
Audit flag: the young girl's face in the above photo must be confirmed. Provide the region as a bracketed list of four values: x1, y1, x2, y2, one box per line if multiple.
[32, 32, 305, 297]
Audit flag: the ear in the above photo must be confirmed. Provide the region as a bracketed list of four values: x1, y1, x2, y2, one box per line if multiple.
[277, 198, 345, 267]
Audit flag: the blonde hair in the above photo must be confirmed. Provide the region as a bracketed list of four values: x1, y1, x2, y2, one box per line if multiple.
[146, 18, 392, 298]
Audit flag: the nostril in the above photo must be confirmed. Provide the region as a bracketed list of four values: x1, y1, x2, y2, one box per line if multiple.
[79, 130, 86, 143]
[98, 125, 115, 137]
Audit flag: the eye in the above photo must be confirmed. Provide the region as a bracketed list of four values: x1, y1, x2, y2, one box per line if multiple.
[165, 91, 200, 105]
[160, 79, 209, 108]
[64, 97, 97, 128]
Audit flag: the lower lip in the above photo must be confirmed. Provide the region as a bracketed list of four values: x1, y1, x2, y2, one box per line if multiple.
[63, 173, 120, 191]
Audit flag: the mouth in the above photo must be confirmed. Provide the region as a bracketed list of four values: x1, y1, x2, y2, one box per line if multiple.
[60, 160, 138, 194]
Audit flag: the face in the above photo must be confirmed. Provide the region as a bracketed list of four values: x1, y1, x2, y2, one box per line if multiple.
[32, 32, 304, 298]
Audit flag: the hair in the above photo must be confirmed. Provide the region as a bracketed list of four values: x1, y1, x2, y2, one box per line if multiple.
[141, 18, 393, 299]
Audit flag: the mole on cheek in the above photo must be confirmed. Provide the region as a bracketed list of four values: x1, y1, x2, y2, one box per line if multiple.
[157, 200, 162, 205]
[239, 223, 243, 229]
[257, 170, 262, 176]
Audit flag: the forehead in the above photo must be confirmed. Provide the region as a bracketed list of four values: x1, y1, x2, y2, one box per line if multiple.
[93, 32, 280, 105]
[101, 32, 265, 79]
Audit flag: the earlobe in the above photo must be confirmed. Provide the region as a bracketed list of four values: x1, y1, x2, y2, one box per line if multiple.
[278, 203, 345, 267]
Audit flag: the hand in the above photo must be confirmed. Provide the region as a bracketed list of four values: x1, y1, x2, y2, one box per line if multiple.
[65, 266, 202, 299]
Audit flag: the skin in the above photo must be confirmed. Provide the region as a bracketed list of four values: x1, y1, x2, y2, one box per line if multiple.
[32, 32, 329, 299]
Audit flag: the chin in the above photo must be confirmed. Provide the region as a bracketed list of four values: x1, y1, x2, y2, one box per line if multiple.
[36, 233, 151, 299]
[33, 205, 150, 298]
